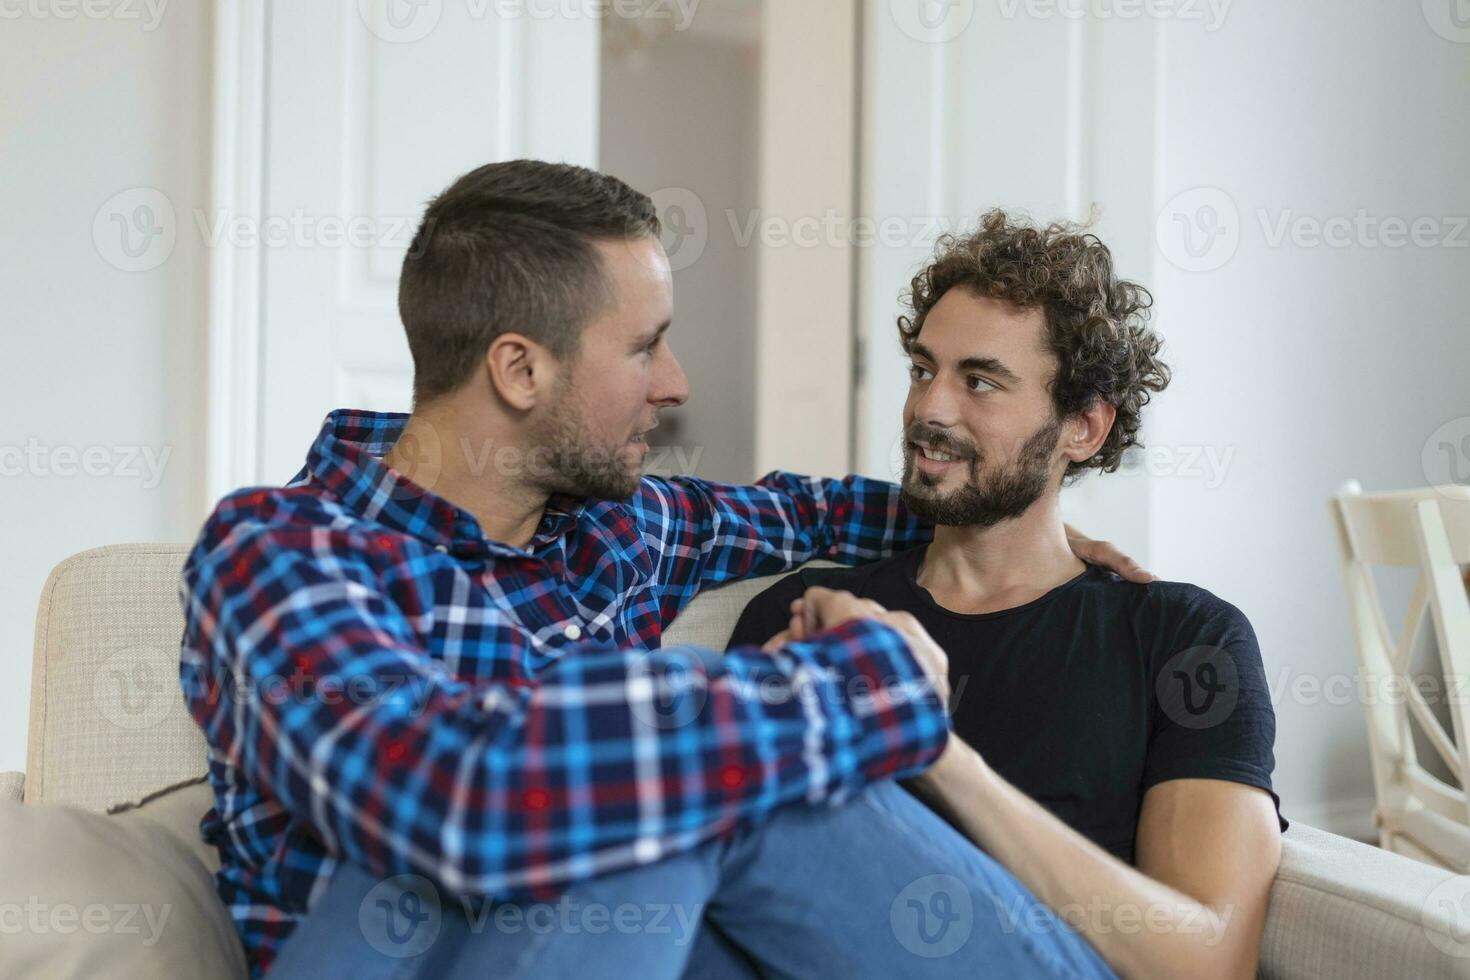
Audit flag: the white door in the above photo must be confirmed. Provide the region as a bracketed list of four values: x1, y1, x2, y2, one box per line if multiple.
[212, 0, 599, 493]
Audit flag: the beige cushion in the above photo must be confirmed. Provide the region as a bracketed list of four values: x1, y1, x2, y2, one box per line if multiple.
[0, 779, 247, 979]
[1264, 822, 1470, 979]
[27, 545, 206, 810]
[0, 771, 23, 802]
[662, 563, 832, 649]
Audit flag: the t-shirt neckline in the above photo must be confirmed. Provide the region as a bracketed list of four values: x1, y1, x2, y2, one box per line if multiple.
[901, 544, 1099, 622]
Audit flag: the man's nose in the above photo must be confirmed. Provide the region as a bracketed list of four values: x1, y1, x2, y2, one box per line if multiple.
[911, 375, 960, 428]
[652, 346, 690, 408]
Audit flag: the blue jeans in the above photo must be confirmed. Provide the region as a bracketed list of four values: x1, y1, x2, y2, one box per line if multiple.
[268, 780, 1113, 979]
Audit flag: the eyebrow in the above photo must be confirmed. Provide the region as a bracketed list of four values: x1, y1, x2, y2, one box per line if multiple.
[908, 341, 1022, 385]
[636, 320, 672, 349]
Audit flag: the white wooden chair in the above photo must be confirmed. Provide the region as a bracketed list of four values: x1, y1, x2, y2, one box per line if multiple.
[1330, 481, 1470, 869]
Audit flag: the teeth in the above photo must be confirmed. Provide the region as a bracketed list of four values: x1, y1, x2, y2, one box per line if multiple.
[920, 446, 959, 463]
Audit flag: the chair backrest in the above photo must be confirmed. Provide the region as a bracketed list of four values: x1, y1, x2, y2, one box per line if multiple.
[25, 543, 814, 811]
[1329, 482, 1470, 839]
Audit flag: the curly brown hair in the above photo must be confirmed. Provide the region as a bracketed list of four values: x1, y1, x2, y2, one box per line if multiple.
[898, 209, 1171, 479]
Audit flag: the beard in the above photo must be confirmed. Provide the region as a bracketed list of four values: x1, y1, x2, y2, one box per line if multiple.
[900, 415, 1061, 527]
[531, 390, 644, 502]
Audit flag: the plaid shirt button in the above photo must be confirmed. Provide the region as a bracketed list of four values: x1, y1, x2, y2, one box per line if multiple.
[563, 624, 583, 641]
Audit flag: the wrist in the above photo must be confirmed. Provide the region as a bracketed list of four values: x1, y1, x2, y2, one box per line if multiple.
[916, 735, 967, 787]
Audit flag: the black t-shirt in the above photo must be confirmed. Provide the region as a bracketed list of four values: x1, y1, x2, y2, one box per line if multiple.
[728, 547, 1286, 864]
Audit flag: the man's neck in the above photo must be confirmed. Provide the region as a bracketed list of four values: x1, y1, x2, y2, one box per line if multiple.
[381, 407, 548, 551]
[917, 494, 1085, 616]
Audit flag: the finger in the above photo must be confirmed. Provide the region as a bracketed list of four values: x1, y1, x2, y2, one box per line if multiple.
[1088, 543, 1155, 583]
[761, 629, 791, 653]
[802, 592, 824, 636]
[1121, 562, 1156, 584]
[788, 610, 806, 642]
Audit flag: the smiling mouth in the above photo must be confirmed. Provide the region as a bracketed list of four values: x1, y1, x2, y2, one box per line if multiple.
[913, 443, 967, 464]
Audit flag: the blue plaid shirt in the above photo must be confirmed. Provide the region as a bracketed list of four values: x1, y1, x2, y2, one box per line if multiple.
[179, 410, 945, 976]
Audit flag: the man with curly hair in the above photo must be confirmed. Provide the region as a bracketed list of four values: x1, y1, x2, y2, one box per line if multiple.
[732, 210, 1286, 980]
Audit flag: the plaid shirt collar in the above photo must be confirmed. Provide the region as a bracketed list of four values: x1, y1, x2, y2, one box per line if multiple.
[300, 409, 585, 556]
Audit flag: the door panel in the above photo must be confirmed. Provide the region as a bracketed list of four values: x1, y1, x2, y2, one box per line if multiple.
[253, 0, 598, 484]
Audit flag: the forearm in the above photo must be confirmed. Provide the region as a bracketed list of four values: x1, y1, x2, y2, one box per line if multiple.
[907, 746, 1255, 980]
[188, 600, 946, 901]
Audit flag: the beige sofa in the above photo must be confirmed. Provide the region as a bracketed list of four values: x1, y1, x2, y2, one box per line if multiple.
[4, 544, 1470, 978]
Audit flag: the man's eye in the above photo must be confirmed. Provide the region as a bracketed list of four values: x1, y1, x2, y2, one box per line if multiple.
[908, 365, 931, 382]
[968, 376, 995, 392]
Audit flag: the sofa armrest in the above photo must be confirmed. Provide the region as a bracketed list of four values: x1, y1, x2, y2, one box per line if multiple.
[1261, 822, 1470, 979]
[0, 772, 23, 803]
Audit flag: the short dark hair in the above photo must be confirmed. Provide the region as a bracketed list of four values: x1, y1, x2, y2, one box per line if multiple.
[398, 160, 661, 404]
[898, 209, 1171, 478]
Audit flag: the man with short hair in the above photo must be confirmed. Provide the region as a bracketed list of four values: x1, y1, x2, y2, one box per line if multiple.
[181, 161, 1138, 978]
[732, 210, 1286, 980]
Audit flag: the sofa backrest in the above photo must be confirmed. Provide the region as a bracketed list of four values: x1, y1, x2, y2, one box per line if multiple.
[25, 543, 816, 811]
[27, 545, 205, 810]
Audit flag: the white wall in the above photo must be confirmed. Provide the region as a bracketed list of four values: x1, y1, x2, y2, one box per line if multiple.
[861, 1, 1470, 837]
[1151, 0, 1470, 835]
[0, 6, 213, 773]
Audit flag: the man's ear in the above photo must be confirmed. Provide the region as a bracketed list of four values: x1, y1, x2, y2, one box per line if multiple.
[1061, 398, 1117, 467]
[484, 333, 559, 412]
